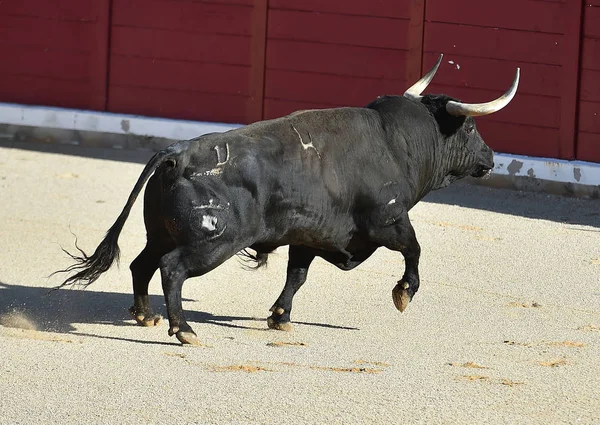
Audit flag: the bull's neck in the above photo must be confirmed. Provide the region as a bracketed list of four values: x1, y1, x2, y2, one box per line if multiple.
[405, 134, 450, 206]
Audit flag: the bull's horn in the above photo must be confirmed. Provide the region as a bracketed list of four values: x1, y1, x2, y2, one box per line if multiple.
[446, 68, 520, 117]
[403, 54, 443, 100]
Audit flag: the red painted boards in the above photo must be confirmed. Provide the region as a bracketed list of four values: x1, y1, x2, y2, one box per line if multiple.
[107, 0, 266, 124]
[578, 1, 600, 162]
[422, 0, 567, 158]
[0, 0, 110, 110]
[263, 1, 420, 119]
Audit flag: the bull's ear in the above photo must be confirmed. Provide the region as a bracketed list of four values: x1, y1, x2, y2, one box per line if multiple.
[404, 54, 443, 101]
[446, 68, 520, 117]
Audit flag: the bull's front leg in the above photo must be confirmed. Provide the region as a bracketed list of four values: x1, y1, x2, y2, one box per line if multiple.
[390, 216, 421, 312]
[372, 210, 421, 312]
[267, 245, 315, 331]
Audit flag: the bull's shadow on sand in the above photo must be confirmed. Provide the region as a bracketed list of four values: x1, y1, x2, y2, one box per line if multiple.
[0, 281, 256, 345]
[3, 140, 598, 228]
[0, 281, 357, 345]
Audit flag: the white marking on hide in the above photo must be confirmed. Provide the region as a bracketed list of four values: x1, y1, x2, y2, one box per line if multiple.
[387, 198, 396, 205]
[214, 143, 230, 166]
[201, 215, 218, 232]
[291, 125, 321, 159]
[194, 199, 230, 211]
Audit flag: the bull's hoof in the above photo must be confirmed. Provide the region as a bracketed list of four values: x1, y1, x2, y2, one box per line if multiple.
[392, 282, 412, 313]
[129, 306, 163, 327]
[176, 331, 201, 346]
[267, 317, 293, 332]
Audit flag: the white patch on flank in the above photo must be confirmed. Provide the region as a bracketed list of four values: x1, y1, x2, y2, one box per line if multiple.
[387, 198, 397, 205]
[291, 125, 321, 159]
[201, 215, 218, 231]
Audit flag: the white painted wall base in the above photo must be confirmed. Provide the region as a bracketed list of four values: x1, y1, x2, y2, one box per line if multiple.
[1, 102, 599, 187]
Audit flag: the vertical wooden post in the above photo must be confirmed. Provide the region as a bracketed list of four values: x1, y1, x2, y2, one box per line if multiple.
[91, 0, 111, 112]
[560, 0, 584, 160]
[406, 0, 426, 84]
[248, 0, 268, 123]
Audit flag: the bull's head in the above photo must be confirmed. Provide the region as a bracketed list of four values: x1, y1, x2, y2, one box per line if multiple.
[404, 54, 520, 182]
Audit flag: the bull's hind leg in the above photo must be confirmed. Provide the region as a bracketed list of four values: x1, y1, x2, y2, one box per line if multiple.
[129, 244, 164, 327]
[267, 246, 315, 331]
[159, 245, 236, 345]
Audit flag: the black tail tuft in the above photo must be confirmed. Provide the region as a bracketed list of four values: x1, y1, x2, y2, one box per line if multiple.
[237, 248, 269, 270]
[52, 225, 122, 289]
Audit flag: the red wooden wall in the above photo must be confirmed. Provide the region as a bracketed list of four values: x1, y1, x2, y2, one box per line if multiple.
[578, 0, 600, 163]
[0, 0, 110, 111]
[422, 0, 567, 159]
[107, 0, 265, 124]
[263, 0, 423, 119]
[0, 0, 598, 163]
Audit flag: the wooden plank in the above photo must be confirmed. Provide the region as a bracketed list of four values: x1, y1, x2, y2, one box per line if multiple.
[0, 74, 95, 109]
[477, 121, 561, 158]
[268, 0, 412, 19]
[109, 56, 251, 95]
[579, 68, 600, 101]
[421, 52, 561, 97]
[425, 84, 560, 129]
[577, 100, 600, 133]
[265, 69, 407, 106]
[267, 9, 410, 49]
[0, 0, 98, 21]
[581, 37, 600, 70]
[0, 15, 97, 52]
[0, 45, 91, 82]
[264, 98, 335, 120]
[248, 0, 267, 122]
[561, 0, 583, 160]
[110, 26, 252, 66]
[266, 40, 408, 80]
[426, 0, 565, 34]
[424, 22, 563, 65]
[112, 0, 252, 36]
[108, 86, 250, 123]
[405, 0, 425, 84]
[583, 3, 600, 38]
[90, 0, 110, 111]
[576, 132, 600, 162]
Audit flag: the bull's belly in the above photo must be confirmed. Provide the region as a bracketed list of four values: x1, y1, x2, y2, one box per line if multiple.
[258, 212, 357, 252]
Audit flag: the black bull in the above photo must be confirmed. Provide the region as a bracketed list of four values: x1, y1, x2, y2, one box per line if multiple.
[57, 55, 520, 345]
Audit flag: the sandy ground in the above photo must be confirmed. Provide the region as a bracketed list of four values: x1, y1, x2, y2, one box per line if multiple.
[0, 141, 599, 425]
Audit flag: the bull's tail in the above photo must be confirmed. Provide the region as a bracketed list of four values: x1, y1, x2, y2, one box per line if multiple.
[54, 146, 180, 289]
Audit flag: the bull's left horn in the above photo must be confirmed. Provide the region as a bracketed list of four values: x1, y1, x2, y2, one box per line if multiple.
[404, 54, 443, 100]
[446, 68, 520, 117]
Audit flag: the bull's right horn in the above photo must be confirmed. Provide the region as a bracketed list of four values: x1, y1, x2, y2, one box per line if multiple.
[403, 54, 443, 101]
[446, 68, 520, 117]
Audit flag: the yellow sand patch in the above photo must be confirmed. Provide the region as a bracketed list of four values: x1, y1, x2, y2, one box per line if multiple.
[459, 375, 490, 382]
[354, 360, 391, 367]
[163, 352, 187, 359]
[2, 327, 75, 343]
[537, 359, 568, 367]
[546, 341, 584, 348]
[507, 301, 542, 308]
[309, 365, 382, 374]
[448, 362, 489, 369]
[211, 365, 271, 373]
[266, 341, 307, 347]
[577, 324, 600, 332]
